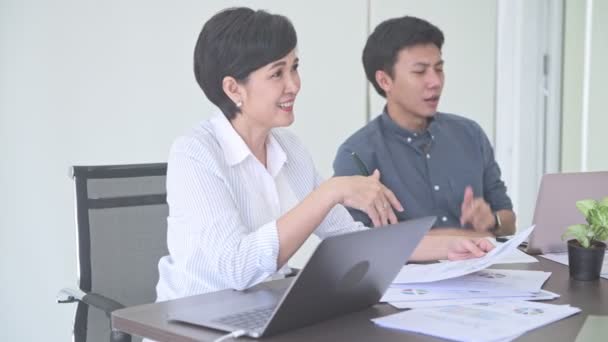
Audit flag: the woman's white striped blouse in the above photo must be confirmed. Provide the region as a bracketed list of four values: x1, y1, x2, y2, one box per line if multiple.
[155, 113, 366, 302]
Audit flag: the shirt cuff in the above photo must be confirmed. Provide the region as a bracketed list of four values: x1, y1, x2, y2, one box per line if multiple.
[256, 220, 280, 273]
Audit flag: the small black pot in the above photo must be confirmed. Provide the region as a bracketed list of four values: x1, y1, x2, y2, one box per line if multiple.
[567, 239, 606, 281]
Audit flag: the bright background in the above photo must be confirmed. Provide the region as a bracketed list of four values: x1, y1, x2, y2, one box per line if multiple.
[0, 0, 605, 340]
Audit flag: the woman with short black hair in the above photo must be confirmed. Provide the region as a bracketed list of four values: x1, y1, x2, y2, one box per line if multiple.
[154, 7, 494, 302]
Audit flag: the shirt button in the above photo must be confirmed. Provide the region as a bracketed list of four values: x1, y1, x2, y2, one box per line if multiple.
[442, 216, 448, 222]
[431, 135, 435, 140]
[434, 185, 440, 191]
[426, 154, 430, 159]
[407, 137, 412, 143]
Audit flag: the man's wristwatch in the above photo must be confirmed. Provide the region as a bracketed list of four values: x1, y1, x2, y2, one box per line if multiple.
[489, 211, 502, 235]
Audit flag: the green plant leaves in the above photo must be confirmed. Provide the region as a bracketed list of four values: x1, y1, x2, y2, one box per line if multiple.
[591, 224, 608, 242]
[576, 199, 597, 218]
[563, 224, 590, 248]
[567, 197, 608, 247]
[588, 205, 608, 227]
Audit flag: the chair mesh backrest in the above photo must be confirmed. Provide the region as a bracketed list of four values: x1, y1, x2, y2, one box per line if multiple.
[72, 164, 168, 342]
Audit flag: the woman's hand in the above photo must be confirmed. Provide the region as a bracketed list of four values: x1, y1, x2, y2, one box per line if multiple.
[329, 170, 404, 227]
[446, 237, 495, 260]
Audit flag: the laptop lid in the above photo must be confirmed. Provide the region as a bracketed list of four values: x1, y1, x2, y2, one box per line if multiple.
[170, 216, 435, 337]
[526, 171, 608, 254]
[262, 216, 435, 336]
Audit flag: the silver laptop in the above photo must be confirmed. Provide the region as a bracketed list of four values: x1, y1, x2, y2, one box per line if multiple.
[169, 216, 435, 338]
[526, 171, 608, 254]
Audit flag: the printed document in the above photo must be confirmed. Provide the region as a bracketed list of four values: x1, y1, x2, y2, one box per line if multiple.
[393, 226, 535, 284]
[381, 286, 533, 303]
[372, 300, 580, 342]
[487, 240, 538, 265]
[388, 290, 559, 309]
[440, 241, 537, 265]
[394, 269, 551, 293]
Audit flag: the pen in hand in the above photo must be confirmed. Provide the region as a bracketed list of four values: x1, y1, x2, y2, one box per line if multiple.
[348, 151, 404, 225]
[351, 152, 370, 176]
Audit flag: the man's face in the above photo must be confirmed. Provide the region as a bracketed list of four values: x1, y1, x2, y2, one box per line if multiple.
[380, 43, 444, 120]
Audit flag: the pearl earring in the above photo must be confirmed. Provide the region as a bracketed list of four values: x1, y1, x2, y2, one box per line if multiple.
[236, 101, 242, 108]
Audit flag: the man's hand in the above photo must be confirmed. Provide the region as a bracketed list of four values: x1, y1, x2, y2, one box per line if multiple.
[460, 186, 495, 233]
[446, 237, 495, 260]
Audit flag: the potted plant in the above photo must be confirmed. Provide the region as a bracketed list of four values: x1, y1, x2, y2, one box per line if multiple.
[562, 197, 608, 281]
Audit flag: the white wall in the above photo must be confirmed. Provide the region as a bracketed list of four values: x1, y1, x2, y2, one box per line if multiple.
[561, 0, 585, 171]
[494, 0, 563, 230]
[586, 1, 608, 171]
[0, 2, 209, 340]
[561, 0, 608, 172]
[0, 1, 366, 340]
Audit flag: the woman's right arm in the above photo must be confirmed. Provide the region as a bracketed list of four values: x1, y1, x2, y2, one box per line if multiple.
[167, 138, 401, 293]
[275, 170, 403, 267]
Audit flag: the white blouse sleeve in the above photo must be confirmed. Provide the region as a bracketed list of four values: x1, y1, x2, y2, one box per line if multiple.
[311, 170, 368, 239]
[273, 129, 367, 239]
[165, 137, 279, 294]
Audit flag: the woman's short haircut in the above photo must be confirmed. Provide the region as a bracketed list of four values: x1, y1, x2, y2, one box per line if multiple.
[194, 7, 297, 120]
[363, 16, 444, 98]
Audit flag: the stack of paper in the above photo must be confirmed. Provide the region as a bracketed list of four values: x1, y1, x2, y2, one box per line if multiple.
[383, 269, 556, 309]
[396, 268, 551, 292]
[373, 226, 582, 340]
[394, 226, 535, 284]
[387, 290, 559, 309]
[372, 300, 580, 342]
[486, 239, 538, 265]
[384, 226, 554, 309]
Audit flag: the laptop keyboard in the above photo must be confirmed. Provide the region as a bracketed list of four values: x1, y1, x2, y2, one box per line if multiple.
[213, 306, 275, 331]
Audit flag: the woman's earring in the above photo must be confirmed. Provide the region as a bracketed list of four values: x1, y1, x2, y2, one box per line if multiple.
[236, 101, 242, 108]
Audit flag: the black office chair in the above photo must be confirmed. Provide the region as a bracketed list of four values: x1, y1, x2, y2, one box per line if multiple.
[57, 163, 169, 342]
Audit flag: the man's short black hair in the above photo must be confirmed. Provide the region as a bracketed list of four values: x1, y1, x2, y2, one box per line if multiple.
[363, 16, 444, 98]
[194, 7, 297, 119]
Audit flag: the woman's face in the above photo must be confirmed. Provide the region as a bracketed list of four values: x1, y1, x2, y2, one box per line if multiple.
[238, 49, 300, 129]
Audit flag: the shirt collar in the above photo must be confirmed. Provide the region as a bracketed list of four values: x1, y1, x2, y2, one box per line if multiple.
[380, 106, 441, 138]
[210, 113, 287, 177]
[266, 133, 287, 177]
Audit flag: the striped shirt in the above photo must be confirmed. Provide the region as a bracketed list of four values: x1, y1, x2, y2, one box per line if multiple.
[155, 113, 366, 301]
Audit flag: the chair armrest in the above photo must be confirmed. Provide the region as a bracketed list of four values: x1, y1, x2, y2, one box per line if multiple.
[57, 287, 125, 318]
[57, 287, 85, 303]
[82, 293, 126, 317]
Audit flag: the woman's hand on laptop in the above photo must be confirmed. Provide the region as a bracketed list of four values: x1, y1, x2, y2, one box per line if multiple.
[446, 237, 495, 260]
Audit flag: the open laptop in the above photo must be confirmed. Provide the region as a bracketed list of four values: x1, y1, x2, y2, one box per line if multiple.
[169, 216, 435, 338]
[526, 171, 608, 254]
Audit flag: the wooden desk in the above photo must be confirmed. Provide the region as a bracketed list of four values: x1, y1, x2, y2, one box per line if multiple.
[112, 258, 608, 341]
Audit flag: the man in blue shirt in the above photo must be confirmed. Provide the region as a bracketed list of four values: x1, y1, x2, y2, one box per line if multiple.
[333, 16, 516, 237]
